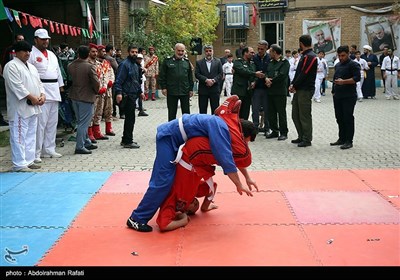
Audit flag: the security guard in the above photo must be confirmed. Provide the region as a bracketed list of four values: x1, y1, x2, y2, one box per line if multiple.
[231, 46, 265, 120]
[158, 43, 194, 121]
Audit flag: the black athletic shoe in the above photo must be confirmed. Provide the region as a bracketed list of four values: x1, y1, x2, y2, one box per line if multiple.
[126, 217, 153, 232]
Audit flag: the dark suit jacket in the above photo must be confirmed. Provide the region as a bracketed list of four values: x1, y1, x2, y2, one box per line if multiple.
[195, 57, 223, 95]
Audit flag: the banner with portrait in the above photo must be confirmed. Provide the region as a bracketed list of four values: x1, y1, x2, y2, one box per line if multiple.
[303, 18, 341, 67]
[360, 15, 400, 58]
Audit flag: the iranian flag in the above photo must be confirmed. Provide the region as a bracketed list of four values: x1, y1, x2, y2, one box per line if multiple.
[0, 0, 7, 21]
[86, 1, 93, 38]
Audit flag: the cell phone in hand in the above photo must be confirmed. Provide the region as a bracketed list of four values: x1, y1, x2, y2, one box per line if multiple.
[27, 99, 33, 105]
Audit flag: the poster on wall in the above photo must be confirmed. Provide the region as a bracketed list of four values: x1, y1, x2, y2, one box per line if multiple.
[360, 15, 400, 59]
[303, 18, 341, 67]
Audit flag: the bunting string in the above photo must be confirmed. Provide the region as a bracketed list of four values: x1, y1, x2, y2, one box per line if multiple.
[3, 6, 101, 39]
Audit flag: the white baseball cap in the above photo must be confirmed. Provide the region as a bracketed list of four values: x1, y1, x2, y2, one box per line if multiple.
[137, 53, 143, 59]
[34, 29, 51, 39]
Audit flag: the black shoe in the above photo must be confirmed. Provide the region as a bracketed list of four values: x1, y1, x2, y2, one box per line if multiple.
[126, 217, 152, 232]
[75, 148, 92, 154]
[340, 143, 353, 150]
[258, 127, 265, 133]
[91, 139, 97, 144]
[291, 138, 302, 144]
[266, 132, 279, 139]
[120, 141, 137, 146]
[330, 140, 345, 146]
[106, 131, 116, 136]
[0, 119, 8, 126]
[85, 144, 98, 150]
[297, 141, 312, 147]
[277, 135, 287, 141]
[138, 111, 149, 117]
[124, 143, 140, 149]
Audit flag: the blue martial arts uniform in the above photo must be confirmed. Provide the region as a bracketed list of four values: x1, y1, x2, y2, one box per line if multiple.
[130, 113, 237, 224]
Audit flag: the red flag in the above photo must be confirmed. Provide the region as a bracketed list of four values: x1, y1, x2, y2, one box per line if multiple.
[49, 21, 54, 33]
[252, 4, 257, 27]
[55, 22, 60, 34]
[20, 12, 28, 26]
[64, 24, 69, 35]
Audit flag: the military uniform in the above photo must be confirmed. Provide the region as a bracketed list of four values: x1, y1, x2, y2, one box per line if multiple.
[231, 58, 257, 120]
[92, 58, 115, 138]
[265, 56, 290, 138]
[158, 56, 194, 121]
[144, 53, 159, 100]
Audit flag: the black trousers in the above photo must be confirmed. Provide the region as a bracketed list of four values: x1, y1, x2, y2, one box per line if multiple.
[121, 94, 137, 144]
[267, 94, 288, 136]
[333, 95, 357, 144]
[198, 92, 220, 114]
[166, 95, 190, 121]
[237, 93, 252, 121]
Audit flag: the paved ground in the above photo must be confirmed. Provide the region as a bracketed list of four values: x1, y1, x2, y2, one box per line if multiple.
[1, 88, 399, 172]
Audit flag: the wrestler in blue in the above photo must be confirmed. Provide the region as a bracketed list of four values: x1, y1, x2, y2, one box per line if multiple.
[127, 96, 258, 232]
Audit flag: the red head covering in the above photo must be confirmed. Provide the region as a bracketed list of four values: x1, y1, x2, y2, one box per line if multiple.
[89, 43, 98, 50]
[97, 45, 106, 50]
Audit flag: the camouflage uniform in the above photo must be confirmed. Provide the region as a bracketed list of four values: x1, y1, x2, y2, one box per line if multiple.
[144, 53, 159, 100]
[90, 58, 115, 139]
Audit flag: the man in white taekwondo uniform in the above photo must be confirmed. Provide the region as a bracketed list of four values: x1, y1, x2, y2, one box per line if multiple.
[28, 29, 64, 162]
[3, 40, 45, 172]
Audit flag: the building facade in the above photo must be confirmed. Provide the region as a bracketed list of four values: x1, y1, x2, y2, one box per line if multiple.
[1, 0, 398, 61]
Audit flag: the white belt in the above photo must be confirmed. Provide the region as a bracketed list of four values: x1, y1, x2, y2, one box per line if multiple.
[177, 159, 216, 201]
[205, 177, 215, 201]
[171, 123, 216, 201]
[171, 143, 185, 165]
[178, 117, 188, 142]
[178, 158, 193, 171]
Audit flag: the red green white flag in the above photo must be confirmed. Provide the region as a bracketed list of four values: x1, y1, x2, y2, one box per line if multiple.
[86, 1, 93, 39]
[12, 9, 21, 27]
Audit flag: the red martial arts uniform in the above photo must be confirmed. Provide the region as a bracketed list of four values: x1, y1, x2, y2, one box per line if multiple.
[157, 113, 251, 231]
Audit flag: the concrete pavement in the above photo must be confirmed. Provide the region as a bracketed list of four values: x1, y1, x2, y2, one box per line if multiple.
[1, 88, 399, 173]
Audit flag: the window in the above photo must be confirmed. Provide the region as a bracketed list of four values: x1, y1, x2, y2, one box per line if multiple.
[129, 0, 149, 32]
[221, 12, 247, 45]
[101, 0, 109, 43]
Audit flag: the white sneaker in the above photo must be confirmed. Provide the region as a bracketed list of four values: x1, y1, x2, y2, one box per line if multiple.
[34, 158, 42, 163]
[393, 96, 399, 100]
[315, 99, 321, 103]
[42, 152, 62, 158]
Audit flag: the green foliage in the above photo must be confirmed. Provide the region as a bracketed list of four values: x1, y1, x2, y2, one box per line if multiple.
[0, 130, 10, 147]
[149, 0, 219, 46]
[122, 0, 220, 63]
